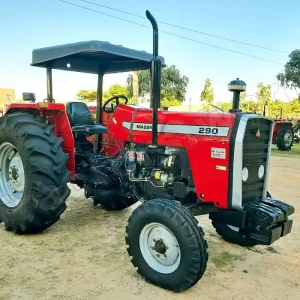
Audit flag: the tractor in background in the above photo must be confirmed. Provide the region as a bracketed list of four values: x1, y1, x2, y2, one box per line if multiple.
[263, 105, 294, 151]
[294, 119, 300, 143]
[0, 11, 295, 292]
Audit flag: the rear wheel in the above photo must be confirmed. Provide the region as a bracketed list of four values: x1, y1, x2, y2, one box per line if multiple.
[0, 113, 71, 234]
[276, 126, 293, 151]
[126, 199, 208, 292]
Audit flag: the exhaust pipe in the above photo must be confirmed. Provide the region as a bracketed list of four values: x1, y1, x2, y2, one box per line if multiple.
[146, 10, 162, 146]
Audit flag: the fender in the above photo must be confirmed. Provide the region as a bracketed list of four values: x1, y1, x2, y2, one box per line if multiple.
[4, 103, 75, 180]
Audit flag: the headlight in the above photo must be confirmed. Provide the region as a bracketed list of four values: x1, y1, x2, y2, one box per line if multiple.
[258, 165, 265, 179]
[242, 167, 248, 182]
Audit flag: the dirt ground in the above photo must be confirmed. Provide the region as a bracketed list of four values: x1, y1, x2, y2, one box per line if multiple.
[0, 155, 300, 300]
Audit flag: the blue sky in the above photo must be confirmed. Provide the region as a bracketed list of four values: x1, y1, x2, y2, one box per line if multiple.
[0, 0, 299, 104]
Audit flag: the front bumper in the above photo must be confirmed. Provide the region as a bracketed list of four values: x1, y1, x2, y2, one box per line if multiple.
[243, 198, 295, 245]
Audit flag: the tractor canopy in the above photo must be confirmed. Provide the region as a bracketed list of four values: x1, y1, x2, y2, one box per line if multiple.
[31, 40, 165, 74]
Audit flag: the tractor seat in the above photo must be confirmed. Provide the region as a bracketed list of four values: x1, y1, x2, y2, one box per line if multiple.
[66, 101, 107, 134]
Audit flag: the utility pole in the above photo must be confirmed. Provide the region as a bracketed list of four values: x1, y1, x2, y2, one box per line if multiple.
[132, 71, 139, 105]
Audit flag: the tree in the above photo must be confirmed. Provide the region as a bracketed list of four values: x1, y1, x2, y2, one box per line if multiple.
[103, 83, 128, 99]
[277, 50, 300, 89]
[200, 79, 214, 111]
[127, 65, 189, 103]
[76, 84, 128, 103]
[76, 90, 97, 103]
[256, 82, 271, 104]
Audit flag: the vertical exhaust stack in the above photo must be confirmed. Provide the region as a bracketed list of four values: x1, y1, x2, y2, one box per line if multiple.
[228, 78, 246, 113]
[146, 10, 162, 146]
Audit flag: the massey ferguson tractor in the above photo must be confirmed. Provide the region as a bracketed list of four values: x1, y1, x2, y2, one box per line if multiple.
[272, 108, 294, 151]
[0, 11, 295, 292]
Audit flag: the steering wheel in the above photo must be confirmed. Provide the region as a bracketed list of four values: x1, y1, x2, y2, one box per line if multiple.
[103, 95, 128, 113]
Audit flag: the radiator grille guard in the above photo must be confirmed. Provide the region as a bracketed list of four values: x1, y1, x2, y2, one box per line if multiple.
[229, 114, 274, 209]
[242, 118, 273, 202]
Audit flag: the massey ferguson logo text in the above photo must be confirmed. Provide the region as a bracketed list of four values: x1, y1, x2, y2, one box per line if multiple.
[136, 124, 152, 130]
[122, 122, 230, 137]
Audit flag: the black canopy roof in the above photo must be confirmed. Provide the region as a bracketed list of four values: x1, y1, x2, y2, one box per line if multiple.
[31, 40, 165, 74]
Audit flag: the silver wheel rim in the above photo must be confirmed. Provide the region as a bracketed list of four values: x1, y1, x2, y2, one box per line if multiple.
[139, 222, 181, 274]
[284, 132, 292, 147]
[0, 142, 25, 207]
[228, 225, 239, 232]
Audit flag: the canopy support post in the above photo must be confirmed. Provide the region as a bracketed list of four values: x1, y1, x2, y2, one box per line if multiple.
[46, 67, 53, 103]
[96, 71, 104, 152]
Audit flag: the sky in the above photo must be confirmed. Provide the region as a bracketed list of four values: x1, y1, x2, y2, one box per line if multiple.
[0, 0, 299, 105]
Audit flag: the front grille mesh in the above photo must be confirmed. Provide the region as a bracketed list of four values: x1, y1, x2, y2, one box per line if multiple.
[242, 118, 272, 202]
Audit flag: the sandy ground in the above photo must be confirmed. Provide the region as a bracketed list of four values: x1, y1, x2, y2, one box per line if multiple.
[0, 155, 300, 300]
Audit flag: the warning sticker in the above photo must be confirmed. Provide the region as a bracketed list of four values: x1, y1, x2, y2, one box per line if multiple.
[211, 148, 226, 159]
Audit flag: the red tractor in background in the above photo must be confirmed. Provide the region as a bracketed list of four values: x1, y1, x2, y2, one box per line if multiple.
[0, 11, 295, 291]
[272, 108, 294, 151]
[294, 119, 300, 143]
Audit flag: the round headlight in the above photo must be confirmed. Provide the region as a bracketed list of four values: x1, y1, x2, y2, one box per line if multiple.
[242, 167, 248, 182]
[258, 165, 265, 179]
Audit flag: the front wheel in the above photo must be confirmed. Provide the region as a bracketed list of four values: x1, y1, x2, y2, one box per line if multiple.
[126, 199, 208, 292]
[211, 221, 257, 247]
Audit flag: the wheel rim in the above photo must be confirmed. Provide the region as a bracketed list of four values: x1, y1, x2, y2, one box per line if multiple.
[139, 222, 181, 274]
[0, 142, 25, 207]
[228, 225, 240, 232]
[284, 132, 292, 147]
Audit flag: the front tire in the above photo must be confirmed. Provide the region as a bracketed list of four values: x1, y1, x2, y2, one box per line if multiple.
[126, 199, 208, 292]
[0, 113, 71, 234]
[211, 221, 257, 247]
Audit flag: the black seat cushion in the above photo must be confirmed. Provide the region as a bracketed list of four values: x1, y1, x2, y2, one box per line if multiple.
[72, 125, 107, 134]
[66, 101, 107, 134]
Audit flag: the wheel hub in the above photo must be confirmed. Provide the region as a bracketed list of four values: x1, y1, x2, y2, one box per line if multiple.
[284, 132, 292, 146]
[0, 143, 25, 207]
[154, 239, 167, 254]
[139, 222, 181, 274]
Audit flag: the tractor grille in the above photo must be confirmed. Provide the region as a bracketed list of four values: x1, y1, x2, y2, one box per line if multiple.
[242, 118, 272, 202]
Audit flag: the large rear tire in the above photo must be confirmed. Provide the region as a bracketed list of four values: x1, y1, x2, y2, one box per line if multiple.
[126, 199, 208, 292]
[276, 126, 293, 151]
[0, 113, 71, 234]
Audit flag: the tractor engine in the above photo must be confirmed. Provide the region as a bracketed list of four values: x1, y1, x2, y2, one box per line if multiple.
[123, 144, 193, 201]
[79, 142, 193, 203]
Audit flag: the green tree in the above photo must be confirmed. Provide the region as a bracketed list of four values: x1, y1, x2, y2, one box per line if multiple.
[200, 79, 214, 111]
[76, 84, 128, 103]
[103, 83, 128, 99]
[277, 50, 300, 89]
[76, 90, 97, 103]
[127, 65, 189, 103]
[256, 82, 271, 105]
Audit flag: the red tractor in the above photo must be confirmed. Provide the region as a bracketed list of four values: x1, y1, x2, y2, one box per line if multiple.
[272, 109, 294, 151]
[0, 11, 295, 292]
[294, 119, 300, 143]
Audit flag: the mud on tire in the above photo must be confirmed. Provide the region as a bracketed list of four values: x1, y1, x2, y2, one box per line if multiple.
[126, 199, 208, 292]
[0, 113, 71, 234]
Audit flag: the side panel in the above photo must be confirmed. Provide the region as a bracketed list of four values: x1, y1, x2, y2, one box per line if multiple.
[109, 105, 235, 209]
[4, 103, 75, 180]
